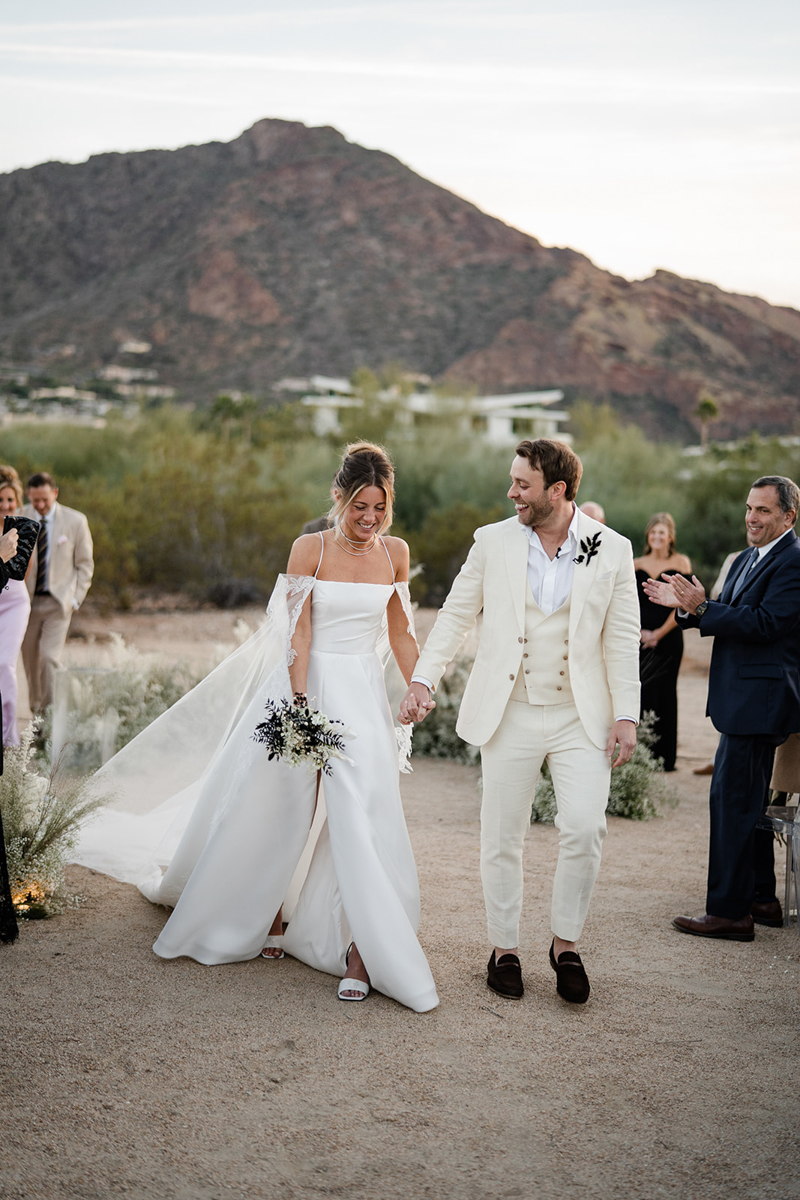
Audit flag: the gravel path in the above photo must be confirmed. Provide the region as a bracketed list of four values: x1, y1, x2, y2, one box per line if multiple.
[2, 621, 798, 1200]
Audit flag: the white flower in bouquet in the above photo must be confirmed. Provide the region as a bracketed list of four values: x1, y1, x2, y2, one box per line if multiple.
[253, 695, 354, 776]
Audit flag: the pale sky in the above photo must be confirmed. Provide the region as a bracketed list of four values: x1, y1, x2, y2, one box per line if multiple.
[2, 1, 799, 308]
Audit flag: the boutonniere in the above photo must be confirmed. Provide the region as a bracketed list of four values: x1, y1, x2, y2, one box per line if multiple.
[573, 533, 602, 566]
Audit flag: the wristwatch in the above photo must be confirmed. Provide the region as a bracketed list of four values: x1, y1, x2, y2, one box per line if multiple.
[695, 599, 709, 618]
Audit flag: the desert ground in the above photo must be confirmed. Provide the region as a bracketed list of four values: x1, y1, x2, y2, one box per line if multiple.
[1, 610, 798, 1200]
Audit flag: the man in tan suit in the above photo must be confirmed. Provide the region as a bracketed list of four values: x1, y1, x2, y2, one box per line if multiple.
[400, 440, 640, 1003]
[22, 472, 94, 712]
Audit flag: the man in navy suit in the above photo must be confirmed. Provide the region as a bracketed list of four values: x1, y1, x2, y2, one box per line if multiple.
[644, 475, 800, 940]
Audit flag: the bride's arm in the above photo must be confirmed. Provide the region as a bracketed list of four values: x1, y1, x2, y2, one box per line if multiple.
[385, 539, 419, 685]
[286, 535, 321, 698]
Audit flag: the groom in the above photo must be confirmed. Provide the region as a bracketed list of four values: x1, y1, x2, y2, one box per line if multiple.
[400, 439, 640, 1003]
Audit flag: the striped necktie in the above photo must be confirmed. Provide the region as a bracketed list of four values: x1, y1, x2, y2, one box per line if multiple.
[731, 547, 758, 600]
[35, 519, 49, 595]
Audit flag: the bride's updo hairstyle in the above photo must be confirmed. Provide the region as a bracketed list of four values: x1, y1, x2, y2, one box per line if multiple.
[329, 442, 395, 535]
[0, 465, 23, 510]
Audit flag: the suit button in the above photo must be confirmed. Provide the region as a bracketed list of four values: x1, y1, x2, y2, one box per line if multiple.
[518, 637, 523, 643]
[564, 639, 568, 645]
[525, 669, 530, 675]
[509, 674, 514, 680]
[559, 671, 565, 676]
[523, 653, 529, 658]
[557, 686, 562, 691]
[523, 638, 528, 643]
[563, 654, 568, 660]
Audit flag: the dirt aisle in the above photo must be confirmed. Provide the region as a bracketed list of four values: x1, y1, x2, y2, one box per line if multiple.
[2, 623, 798, 1200]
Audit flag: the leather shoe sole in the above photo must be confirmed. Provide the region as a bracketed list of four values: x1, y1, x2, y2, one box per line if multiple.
[487, 951, 524, 999]
[549, 940, 590, 1004]
[751, 900, 783, 927]
[672, 913, 754, 941]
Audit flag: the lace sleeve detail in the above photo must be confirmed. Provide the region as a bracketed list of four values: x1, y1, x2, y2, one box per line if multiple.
[396, 724, 413, 775]
[394, 581, 417, 639]
[271, 574, 315, 664]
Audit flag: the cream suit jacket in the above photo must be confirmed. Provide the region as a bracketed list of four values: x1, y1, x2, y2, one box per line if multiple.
[414, 513, 641, 749]
[23, 502, 94, 618]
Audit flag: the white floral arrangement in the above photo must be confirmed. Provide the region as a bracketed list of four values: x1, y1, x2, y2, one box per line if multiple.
[253, 695, 354, 776]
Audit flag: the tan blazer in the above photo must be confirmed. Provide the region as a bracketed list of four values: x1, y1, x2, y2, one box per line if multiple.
[23, 502, 94, 618]
[414, 513, 641, 749]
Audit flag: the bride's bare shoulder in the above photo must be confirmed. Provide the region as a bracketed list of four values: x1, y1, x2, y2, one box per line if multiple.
[383, 535, 410, 578]
[287, 532, 326, 575]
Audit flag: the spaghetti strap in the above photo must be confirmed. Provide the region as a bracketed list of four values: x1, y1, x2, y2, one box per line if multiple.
[379, 536, 395, 581]
[314, 531, 325, 579]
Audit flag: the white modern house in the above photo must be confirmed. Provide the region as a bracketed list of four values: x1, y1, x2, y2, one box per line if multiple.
[279, 376, 570, 444]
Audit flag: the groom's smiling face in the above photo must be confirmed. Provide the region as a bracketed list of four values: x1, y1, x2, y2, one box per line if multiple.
[508, 456, 555, 527]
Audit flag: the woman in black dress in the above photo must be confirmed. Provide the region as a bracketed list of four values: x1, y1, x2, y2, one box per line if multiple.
[634, 513, 691, 772]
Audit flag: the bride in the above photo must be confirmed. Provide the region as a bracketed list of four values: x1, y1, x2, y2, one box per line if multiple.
[74, 443, 439, 1013]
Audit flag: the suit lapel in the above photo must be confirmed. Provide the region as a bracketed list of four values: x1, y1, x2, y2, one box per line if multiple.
[721, 549, 753, 603]
[503, 519, 529, 632]
[569, 513, 601, 633]
[734, 531, 796, 600]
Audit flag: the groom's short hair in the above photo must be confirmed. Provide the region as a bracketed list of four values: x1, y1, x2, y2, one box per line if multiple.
[515, 439, 583, 502]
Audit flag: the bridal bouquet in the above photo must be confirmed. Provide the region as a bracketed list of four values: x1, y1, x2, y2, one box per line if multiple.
[252, 696, 353, 776]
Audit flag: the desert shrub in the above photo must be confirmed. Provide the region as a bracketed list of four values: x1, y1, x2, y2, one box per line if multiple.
[405, 502, 506, 606]
[531, 712, 677, 823]
[1, 727, 106, 917]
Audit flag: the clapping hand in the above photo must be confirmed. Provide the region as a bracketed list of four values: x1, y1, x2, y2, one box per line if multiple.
[642, 573, 706, 615]
[398, 683, 436, 726]
[0, 528, 18, 563]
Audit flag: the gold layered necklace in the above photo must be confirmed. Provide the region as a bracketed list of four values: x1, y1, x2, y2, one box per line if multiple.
[334, 525, 378, 557]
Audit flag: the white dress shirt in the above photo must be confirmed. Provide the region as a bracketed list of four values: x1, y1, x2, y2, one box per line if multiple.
[523, 502, 580, 615]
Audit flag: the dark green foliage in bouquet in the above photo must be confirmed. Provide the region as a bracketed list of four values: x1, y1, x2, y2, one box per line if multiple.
[531, 712, 677, 824]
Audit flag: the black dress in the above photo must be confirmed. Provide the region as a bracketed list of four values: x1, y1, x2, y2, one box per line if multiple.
[636, 568, 684, 772]
[0, 556, 19, 943]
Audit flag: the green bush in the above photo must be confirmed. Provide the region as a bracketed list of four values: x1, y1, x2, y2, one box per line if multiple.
[410, 655, 480, 765]
[1, 727, 106, 917]
[531, 712, 677, 823]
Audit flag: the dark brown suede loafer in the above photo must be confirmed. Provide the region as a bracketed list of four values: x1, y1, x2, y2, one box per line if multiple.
[549, 939, 590, 1004]
[487, 951, 524, 999]
[751, 900, 783, 927]
[672, 913, 754, 941]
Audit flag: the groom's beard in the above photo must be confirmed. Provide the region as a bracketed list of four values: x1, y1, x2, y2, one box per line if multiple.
[517, 495, 554, 527]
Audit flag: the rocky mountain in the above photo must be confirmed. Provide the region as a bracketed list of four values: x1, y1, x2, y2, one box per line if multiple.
[1, 117, 798, 440]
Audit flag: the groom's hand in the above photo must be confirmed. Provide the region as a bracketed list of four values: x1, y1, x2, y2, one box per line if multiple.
[398, 683, 436, 725]
[607, 719, 636, 768]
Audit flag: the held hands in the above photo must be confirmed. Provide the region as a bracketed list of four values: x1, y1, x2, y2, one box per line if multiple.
[642, 573, 706, 615]
[607, 719, 636, 768]
[0, 528, 18, 563]
[398, 683, 436, 726]
[640, 628, 659, 649]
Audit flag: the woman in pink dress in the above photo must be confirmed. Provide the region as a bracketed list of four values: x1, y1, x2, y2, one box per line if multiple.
[0, 466, 32, 745]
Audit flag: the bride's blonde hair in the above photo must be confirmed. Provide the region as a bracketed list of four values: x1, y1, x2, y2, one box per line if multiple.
[328, 442, 395, 534]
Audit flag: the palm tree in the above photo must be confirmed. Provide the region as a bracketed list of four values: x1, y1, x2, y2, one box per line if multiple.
[694, 388, 720, 449]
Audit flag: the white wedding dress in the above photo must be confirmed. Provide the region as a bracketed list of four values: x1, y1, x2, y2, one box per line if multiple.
[73, 548, 439, 1014]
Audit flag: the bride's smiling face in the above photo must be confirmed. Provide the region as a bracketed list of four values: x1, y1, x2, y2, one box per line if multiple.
[338, 485, 387, 542]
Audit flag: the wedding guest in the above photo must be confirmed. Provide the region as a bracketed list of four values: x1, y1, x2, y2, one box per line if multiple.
[579, 501, 606, 524]
[21, 472, 94, 713]
[0, 523, 20, 944]
[693, 550, 743, 777]
[634, 513, 691, 772]
[0, 467, 32, 745]
[645, 475, 800, 938]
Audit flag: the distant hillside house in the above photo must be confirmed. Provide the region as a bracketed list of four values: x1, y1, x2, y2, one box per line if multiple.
[282, 377, 569, 444]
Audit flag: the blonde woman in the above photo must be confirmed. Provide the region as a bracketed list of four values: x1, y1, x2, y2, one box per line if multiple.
[74, 444, 438, 1013]
[0, 467, 31, 745]
[634, 512, 691, 771]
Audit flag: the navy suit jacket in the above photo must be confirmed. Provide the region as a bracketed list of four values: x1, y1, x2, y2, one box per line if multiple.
[678, 531, 800, 737]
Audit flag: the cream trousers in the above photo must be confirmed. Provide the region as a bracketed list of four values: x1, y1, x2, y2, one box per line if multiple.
[21, 594, 72, 713]
[480, 699, 611, 946]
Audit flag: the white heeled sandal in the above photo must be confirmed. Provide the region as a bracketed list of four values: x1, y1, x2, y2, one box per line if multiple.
[260, 935, 284, 960]
[338, 944, 370, 1001]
